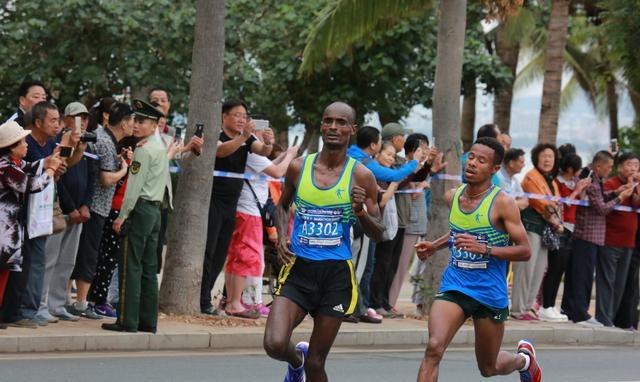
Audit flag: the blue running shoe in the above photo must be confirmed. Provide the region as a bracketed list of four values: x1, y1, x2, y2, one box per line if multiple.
[283, 341, 309, 382]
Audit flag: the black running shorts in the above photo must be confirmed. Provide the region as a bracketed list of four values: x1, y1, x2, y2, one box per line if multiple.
[275, 256, 358, 318]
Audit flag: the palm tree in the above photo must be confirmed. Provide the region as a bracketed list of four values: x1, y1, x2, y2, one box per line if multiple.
[538, 0, 570, 144]
[159, 0, 225, 314]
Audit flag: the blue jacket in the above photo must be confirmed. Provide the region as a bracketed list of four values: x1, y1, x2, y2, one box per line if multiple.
[347, 144, 418, 182]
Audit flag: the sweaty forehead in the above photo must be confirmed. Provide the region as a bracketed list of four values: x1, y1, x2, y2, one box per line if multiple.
[470, 143, 494, 161]
[323, 103, 354, 122]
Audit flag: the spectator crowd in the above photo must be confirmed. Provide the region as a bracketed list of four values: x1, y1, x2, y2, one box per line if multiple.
[0, 78, 638, 333]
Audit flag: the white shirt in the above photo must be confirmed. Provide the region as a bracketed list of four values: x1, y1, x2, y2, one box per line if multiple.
[497, 166, 523, 195]
[236, 153, 273, 216]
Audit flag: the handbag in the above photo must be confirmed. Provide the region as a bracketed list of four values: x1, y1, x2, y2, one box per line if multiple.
[52, 198, 67, 234]
[26, 181, 55, 238]
[244, 180, 276, 227]
[542, 225, 560, 250]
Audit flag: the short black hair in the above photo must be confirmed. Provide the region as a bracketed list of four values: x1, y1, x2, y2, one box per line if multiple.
[559, 153, 582, 173]
[616, 152, 639, 167]
[474, 137, 504, 165]
[18, 79, 46, 98]
[592, 150, 614, 165]
[558, 143, 576, 159]
[404, 133, 429, 155]
[503, 148, 525, 165]
[148, 87, 171, 101]
[31, 101, 57, 123]
[476, 124, 499, 140]
[356, 125, 380, 149]
[222, 99, 248, 115]
[108, 102, 133, 126]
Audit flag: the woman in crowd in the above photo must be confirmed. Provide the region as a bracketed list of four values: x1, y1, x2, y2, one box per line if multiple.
[0, 121, 62, 328]
[511, 143, 562, 320]
[538, 153, 590, 321]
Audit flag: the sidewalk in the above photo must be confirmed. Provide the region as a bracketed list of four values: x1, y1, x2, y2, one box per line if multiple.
[0, 311, 638, 353]
[2, 278, 637, 354]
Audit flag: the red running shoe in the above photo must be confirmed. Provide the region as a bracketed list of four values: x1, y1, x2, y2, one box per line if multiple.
[517, 339, 542, 382]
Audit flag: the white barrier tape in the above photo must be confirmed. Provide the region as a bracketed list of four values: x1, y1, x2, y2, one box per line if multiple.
[169, 166, 640, 213]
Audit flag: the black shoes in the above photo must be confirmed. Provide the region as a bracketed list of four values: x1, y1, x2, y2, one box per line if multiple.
[101, 323, 137, 333]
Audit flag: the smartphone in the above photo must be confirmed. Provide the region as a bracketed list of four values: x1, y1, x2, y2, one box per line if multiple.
[74, 116, 82, 134]
[431, 136, 435, 148]
[174, 127, 184, 143]
[194, 123, 204, 138]
[611, 138, 619, 153]
[253, 119, 269, 131]
[292, 135, 299, 146]
[59, 146, 72, 158]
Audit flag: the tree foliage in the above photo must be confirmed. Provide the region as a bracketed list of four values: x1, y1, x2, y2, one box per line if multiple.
[0, 0, 196, 117]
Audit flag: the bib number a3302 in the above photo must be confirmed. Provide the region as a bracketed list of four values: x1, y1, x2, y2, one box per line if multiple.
[301, 221, 339, 237]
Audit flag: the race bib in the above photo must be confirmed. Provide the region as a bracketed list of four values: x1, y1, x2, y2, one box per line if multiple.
[448, 229, 490, 270]
[297, 206, 343, 248]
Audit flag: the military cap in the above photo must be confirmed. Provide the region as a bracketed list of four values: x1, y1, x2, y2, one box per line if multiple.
[132, 99, 164, 121]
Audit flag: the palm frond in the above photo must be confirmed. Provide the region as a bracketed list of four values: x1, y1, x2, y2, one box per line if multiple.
[299, 0, 434, 76]
[563, 44, 597, 109]
[514, 50, 544, 91]
[559, 74, 579, 114]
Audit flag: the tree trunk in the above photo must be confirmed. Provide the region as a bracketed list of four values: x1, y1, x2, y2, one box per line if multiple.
[460, 78, 476, 152]
[606, 78, 619, 140]
[299, 123, 319, 154]
[493, 24, 520, 135]
[537, 0, 570, 145]
[421, 0, 467, 315]
[159, 0, 224, 314]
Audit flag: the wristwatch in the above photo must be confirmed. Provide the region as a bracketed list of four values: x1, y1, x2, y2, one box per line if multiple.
[485, 244, 493, 257]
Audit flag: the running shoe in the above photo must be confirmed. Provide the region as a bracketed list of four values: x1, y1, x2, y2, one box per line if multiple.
[283, 341, 308, 382]
[94, 303, 117, 318]
[517, 339, 541, 382]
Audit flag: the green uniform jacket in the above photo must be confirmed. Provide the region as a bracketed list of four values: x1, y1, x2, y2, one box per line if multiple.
[119, 134, 171, 220]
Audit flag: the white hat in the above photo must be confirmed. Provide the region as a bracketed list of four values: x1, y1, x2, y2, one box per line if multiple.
[0, 121, 31, 149]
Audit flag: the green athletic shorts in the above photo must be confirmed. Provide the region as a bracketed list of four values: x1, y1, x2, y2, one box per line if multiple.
[435, 290, 509, 322]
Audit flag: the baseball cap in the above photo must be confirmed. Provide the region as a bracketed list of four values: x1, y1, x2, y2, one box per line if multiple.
[381, 122, 411, 139]
[64, 102, 89, 116]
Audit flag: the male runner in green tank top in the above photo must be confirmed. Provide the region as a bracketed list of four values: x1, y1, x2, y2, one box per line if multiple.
[264, 102, 384, 382]
[415, 137, 540, 382]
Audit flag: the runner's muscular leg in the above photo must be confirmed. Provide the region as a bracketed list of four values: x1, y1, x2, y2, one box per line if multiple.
[305, 314, 343, 382]
[417, 300, 467, 382]
[263, 296, 307, 366]
[473, 318, 525, 377]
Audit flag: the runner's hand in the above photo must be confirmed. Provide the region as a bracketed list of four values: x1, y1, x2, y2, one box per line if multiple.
[351, 185, 366, 214]
[415, 241, 437, 260]
[453, 233, 486, 255]
[277, 238, 295, 266]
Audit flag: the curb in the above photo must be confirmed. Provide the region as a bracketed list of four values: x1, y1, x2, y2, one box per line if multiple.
[0, 326, 638, 353]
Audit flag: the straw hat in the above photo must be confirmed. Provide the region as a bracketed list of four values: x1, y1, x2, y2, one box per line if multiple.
[0, 121, 31, 149]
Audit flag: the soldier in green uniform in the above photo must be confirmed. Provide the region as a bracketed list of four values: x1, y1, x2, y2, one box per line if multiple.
[102, 99, 170, 333]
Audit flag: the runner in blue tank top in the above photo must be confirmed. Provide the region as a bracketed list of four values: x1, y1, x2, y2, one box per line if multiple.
[264, 102, 384, 382]
[415, 138, 541, 382]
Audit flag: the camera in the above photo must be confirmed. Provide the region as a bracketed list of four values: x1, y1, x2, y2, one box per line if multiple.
[80, 132, 97, 143]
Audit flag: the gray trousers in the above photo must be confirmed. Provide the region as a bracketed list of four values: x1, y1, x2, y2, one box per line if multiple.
[17, 237, 47, 319]
[511, 231, 548, 316]
[40, 223, 83, 315]
[596, 246, 633, 326]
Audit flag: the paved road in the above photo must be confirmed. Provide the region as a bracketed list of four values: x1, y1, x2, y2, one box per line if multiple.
[1, 346, 639, 382]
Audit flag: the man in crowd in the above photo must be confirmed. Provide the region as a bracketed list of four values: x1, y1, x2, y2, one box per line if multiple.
[381, 122, 408, 155]
[3, 102, 64, 327]
[499, 132, 512, 151]
[497, 148, 529, 209]
[414, 137, 538, 382]
[149, 88, 172, 135]
[263, 102, 383, 381]
[598, 152, 640, 326]
[68, 102, 132, 319]
[39, 102, 95, 322]
[562, 151, 635, 326]
[104, 99, 172, 333]
[200, 99, 273, 315]
[4, 79, 47, 127]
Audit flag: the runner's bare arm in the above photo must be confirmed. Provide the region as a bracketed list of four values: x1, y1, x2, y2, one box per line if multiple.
[275, 157, 303, 265]
[352, 164, 384, 243]
[414, 187, 456, 260]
